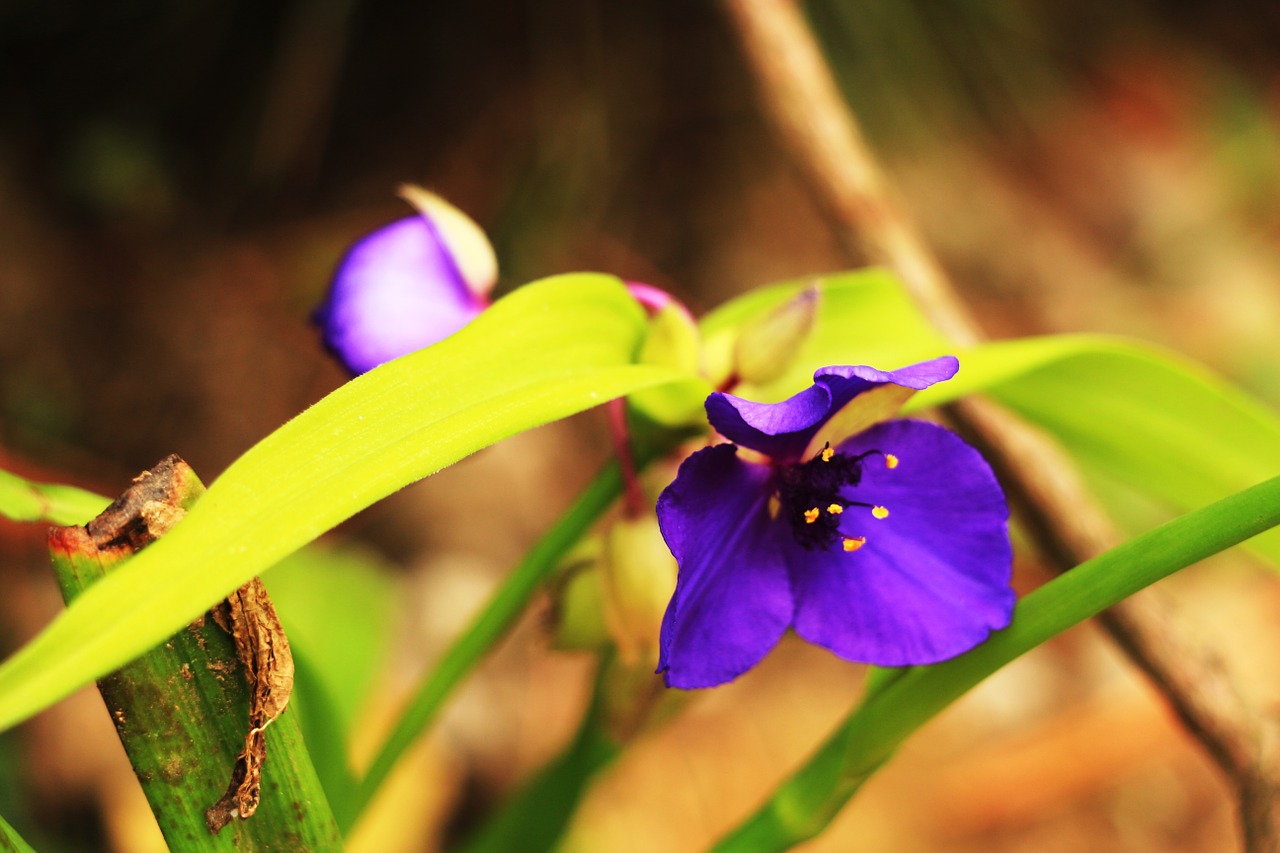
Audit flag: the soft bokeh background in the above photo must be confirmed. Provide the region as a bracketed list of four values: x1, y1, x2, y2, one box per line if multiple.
[3, 1, 1280, 850]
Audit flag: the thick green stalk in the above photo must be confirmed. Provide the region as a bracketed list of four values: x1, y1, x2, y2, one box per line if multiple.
[713, 474, 1280, 851]
[50, 456, 341, 852]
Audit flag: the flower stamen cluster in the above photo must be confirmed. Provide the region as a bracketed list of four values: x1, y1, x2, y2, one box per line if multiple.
[774, 443, 894, 553]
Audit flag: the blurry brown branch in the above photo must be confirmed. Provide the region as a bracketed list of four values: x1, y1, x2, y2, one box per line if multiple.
[717, 0, 1279, 849]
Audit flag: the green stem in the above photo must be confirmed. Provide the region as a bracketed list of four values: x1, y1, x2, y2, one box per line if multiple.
[454, 652, 621, 853]
[344, 460, 628, 832]
[713, 474, 1280, 851]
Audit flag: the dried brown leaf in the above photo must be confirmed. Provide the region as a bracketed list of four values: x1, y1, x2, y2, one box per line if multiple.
[204, 578, 295, 832]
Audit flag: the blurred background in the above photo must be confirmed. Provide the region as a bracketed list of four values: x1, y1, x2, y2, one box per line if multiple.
[3, 1, 1280, 850]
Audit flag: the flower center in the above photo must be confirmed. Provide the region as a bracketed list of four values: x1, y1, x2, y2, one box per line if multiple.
[774, 444, 895, 552]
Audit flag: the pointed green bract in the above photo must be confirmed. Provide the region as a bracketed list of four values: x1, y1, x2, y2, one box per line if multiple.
[700, 269, 948, 398]
[0, 274, 682, 734]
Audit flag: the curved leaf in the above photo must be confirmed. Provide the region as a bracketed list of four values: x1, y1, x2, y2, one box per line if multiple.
[0, 811, 35, 853]
[0, 274, 683, 733]
[917, 336, 1280, 566]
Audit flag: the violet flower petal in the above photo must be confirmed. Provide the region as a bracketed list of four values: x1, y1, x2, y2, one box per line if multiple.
[656, 444, 795, 688]
[316, 215, 485, 375]
[705, 383, 833, 460]
[789, 419, 1014, 665]
[706, 356, 959, 461]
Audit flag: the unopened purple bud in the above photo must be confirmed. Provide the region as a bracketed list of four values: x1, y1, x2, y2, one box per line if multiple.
[315, 188, 496, 375]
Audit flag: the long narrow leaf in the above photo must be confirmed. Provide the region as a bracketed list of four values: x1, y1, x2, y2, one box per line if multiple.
[919, 335, 1280, 566]
[0, 468, 109, 526]
[0, 274, 681, 733]
[0, 812, 35, 853]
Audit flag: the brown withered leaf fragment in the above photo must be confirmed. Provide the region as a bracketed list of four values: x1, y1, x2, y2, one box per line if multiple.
[204, 577, 295, 833]
[85, 453, 192, 553]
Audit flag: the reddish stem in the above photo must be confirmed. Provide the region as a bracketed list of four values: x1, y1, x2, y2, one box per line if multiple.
[607, 398, 646, 517]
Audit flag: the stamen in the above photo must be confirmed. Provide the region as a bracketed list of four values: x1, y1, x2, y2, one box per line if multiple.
[842, 536, 866, 552]
[884, 453, 899, 469]
[871, 506, 889, 519]
[803, 507, 820, 524]
[820, 444, 834, 462]
[826, 503, 843, 515]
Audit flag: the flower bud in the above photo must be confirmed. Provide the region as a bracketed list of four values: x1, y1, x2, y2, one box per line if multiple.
[732, 283, 820, 385]
[547, 538, 611, 652]
[599, 514, 678, 666]
[314, 186, 496, 375]
[397, 184, 497, 299]
[627, 292, 708, 426]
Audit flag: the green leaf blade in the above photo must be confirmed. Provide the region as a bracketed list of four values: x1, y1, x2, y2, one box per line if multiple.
[914, 335, 1280, 566]
[0, 469, 110, 526]
[0, 274, 683, 734]
[0, 811, 36, 853]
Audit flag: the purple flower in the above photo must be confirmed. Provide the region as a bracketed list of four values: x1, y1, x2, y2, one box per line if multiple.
[315, 188, 496, 375]
[656, 356, 1014, 688]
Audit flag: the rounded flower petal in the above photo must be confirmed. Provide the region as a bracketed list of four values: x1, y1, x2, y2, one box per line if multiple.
[789, 419, 1013, 666]
[812, 357, 958, 412]
[398, 185, 498, 299]
[315, 215, 486, 375]
[705, 356, 959, 461]
[705, 383, 833, 459]
[656, 444, 795, 688]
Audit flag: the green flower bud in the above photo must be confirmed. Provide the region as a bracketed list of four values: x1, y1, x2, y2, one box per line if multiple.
[600, 514, 678, 666]
[629, 301, 709, 426]
[733, 283, 820, 385]
[547, 538, 611, 652]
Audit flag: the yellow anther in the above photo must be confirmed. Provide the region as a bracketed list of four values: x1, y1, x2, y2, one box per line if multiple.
[872, 506, 890, 519]
[803, 507, 820, 524]
[826, 503, 843, 515]
[820, 445, 834, 462]
[842, 536, 866, 552]
[884, 453, 899, 469]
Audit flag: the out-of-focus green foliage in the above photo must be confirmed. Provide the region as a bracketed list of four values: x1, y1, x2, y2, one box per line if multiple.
[265, 546, 402, 827]
[0, 811, 35, 853]
[0, 469, 109, 527]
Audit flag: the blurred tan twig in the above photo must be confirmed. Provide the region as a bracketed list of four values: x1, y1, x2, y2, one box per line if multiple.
[718, 0, 1279, 849]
